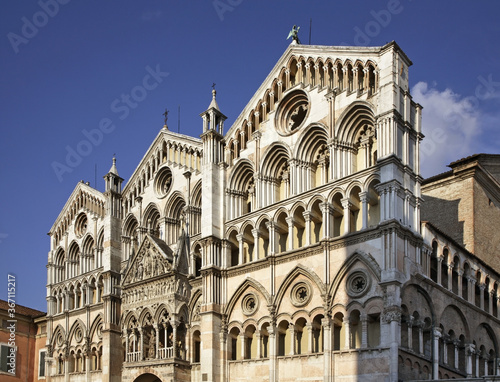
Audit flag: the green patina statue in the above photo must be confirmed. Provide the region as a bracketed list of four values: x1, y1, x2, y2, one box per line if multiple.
[287, 25, 301, 44]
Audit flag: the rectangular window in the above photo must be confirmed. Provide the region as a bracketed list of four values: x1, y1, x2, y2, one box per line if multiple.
[39, 350, 46, 377]
[0, 344, 15, 373]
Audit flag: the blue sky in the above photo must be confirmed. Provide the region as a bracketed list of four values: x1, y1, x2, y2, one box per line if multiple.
[1, 1, 499, 311]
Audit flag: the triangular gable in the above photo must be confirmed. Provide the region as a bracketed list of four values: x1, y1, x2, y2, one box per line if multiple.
[122, 234, 174, 286]
[49, 181, 105, 234]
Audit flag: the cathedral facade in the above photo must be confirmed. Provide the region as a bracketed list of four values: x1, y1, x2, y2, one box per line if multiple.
[43, 41, 500, 382]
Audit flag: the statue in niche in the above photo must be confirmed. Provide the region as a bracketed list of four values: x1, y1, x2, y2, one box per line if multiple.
[136, 262, 144, 281]
[145, 254, 152, 277]
[148, 328, 156, 358]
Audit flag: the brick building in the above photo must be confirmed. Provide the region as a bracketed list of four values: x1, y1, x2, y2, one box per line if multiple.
[0, 299, 47, 382]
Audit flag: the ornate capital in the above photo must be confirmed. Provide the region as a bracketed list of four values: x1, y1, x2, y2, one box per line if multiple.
[381, 306, 402, 324]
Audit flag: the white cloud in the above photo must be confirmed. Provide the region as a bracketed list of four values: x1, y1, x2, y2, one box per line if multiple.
[411, 82, 482, 177]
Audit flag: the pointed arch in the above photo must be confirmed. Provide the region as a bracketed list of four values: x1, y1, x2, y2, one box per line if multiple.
[260, 143, 292, 203]
[51, 324, 66, 348]
[68, 319, 86, 345]
[89, 314, 103, 343]
[164, 191, 187, 244]
[224, 277, 271, 318]
[336, 102, 376, 143]
[329, 251, 382, 300]
[274, 264, 326, 311]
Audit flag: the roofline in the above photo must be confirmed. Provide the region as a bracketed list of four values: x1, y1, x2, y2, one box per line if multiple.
[225, 41, 410, 138]
[422, 221, 500, 279]
[122, 128, 202, 195]
[49, 181, 105, 234]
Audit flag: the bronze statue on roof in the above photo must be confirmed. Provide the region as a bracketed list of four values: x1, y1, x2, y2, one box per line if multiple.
[287, 25, 301, 44]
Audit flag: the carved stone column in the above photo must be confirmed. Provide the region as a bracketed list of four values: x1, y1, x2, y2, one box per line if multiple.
[302, 211, 312, 246]
[268, 325, 277, 382]
[433, 327, 442, 380]
[343, 317, 350, 349]
[306, 323, 313, 353]
[266, 221, 276, 255]
[322, 318, 332, 382]
[359, 191, 369, 230]
[252, 228, 260, 261]
[479, 283, 486, 310]
[286, 217, 294, 251]
[240, 333, 246, 360]
[360, 313, 368, 348]
[236, 234, 244, 265]
[341, 198, 352, 235]
[139, 328, 144, 360]
[288, 323, 296, 355]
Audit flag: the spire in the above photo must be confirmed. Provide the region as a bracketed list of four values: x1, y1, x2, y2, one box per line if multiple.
[104, 155, 123, 195]
[208, 88, 220, 111]
[200, 85, 227, 134]
[109, 156, 119, 176]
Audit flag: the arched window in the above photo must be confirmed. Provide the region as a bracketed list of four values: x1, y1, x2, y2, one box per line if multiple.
[292, 206, 306, 249]
[430, 241, 438, 282]
[295, 318, 307, 355]
[277, 320, 290, 356]
[349, 187, 362, 233]
[193, 244, 202, 277]
[241, 225, 255, 263]
[349, 310, 361, 349]
[368, 64, 376, 94]
[193, 330, 201, 363]
[441, 248, 449, 288]
[68, 242, 80, 278]
[357, 64, 364, 91]
[347, 64, 353, 92]
[312, 315, 324, 353]
[257, 219, 270, 258]
[244, 325, 256, 359]
[310, 201, 323, 244]
[367, 312, 380, 347]
[337, 63, 344, 91]
[484, 277, 490, 313]
[276, 213, 289, 253]
[452, 256, 460, 294]
[367, 180, 381, 228]
[260, 323, 270, 358]
[475, 271, 482, 308]
[462, 263, 470, 300]
[228, 231, 239, 266]
[54, 249, 66, 283]
[333, 312, 345, 351]
[229, 327, 240, 360]
[332, 193, 344, 237]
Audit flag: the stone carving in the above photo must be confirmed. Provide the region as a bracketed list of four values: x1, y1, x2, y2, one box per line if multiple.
[148, 328, 156, 358]
[381, 306, 402, 323]
[124, 236, 173, 286]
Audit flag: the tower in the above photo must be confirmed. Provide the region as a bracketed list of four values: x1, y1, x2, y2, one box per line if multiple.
[101, 156, 124, 382]
[199, 89, 227, 382]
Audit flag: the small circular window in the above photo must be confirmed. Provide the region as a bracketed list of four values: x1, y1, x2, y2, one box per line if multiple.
[242, 293, 258, 316]
[154, 166, 173, 198]
[74, 213, 88, 238]
[75, 327, 83, 343]
[275, 90, 310, 135]
[290, 281, 312, 307]
[346, 270, 371, 298]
